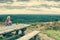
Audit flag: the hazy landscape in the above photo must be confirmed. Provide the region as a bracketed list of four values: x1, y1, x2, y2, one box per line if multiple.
[0, 0, 60, 40]
[0, 14, 60, 23]
[0, 14, 60, 40]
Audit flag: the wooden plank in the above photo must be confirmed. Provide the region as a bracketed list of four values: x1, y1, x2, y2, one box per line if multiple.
[17, 31, 40, 40]
[0, 24, 30, 34]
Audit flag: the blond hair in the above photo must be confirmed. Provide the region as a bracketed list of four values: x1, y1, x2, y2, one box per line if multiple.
[7, 16, 10, 19]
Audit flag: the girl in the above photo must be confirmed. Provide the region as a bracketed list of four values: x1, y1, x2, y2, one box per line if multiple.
[5, 16, 12, 26]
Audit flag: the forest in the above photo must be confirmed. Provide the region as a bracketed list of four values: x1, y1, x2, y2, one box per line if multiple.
[0, 14, 60, 23]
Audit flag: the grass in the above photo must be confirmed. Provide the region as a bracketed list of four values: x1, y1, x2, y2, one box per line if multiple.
[43, 30, 60, 40]
[0, 22, 60, 40]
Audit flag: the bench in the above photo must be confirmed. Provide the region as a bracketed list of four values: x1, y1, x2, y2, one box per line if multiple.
[17, 31, 40, 40]
[0, 24, 30, 40]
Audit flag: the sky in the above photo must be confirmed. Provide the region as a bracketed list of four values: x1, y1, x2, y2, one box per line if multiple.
[0, 0, 60, 14]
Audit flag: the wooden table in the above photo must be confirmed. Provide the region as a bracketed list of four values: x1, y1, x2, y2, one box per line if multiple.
[0, 24, 30, 38]
[17, 31, 40, 40]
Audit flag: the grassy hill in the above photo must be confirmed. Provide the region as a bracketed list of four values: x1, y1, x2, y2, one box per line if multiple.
[0, 14, 60, 40]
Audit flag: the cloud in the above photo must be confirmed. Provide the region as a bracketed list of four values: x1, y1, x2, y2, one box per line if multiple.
[0, 0, 30, 3]
[17, 0, 30, 2]
[0, 0, 60, 14]
[47, 0, 60, 2]
[0, 0, 13, 3]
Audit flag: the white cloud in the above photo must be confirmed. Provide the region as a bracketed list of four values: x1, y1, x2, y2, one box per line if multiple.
[0, 0, 60, 14]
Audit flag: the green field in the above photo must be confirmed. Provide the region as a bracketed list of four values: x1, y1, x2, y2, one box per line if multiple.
[0, 14, 60, 40]
[42, 30, 60, 40]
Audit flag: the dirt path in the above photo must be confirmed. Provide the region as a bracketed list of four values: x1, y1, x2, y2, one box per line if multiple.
[39, 33, 55, 40]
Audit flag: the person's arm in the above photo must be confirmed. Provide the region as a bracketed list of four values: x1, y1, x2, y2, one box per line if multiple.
[9, 21, 12, 25]
[5, 21, 7, 26]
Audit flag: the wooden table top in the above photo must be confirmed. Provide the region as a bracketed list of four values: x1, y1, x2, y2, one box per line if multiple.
[0, 24, 30, 34]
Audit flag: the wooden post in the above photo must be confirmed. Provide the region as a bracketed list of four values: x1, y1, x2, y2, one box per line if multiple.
[3, 32, 12, 37]
[15, 30, 19, 35]
[30, 35, 38, 40]
[3, 34, 6, 36]
[21, 28, 26, 36]
[33, 35, 38, 40]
